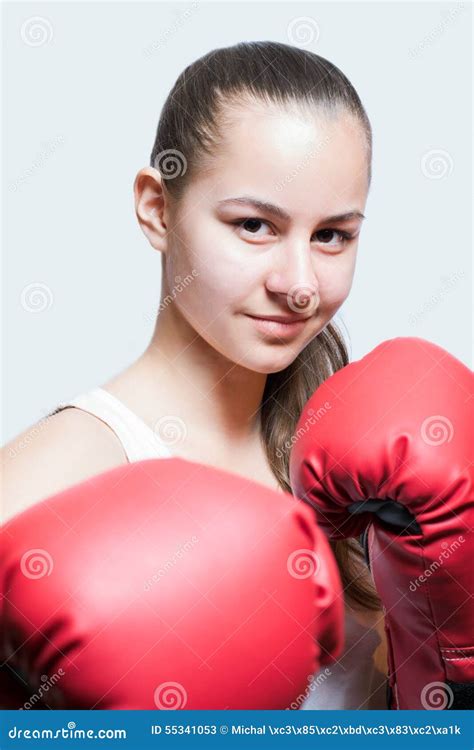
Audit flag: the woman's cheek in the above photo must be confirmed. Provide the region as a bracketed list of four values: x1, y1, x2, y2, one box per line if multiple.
[318, 252, 356, 306]
[177, 261, 242, 331]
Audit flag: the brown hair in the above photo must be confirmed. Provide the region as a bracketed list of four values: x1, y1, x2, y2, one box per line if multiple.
[150, 41, 380, 611]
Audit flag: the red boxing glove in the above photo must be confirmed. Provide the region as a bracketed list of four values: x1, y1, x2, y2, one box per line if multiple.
[1, 458, 344, 709]
[290, 337, 474, 710]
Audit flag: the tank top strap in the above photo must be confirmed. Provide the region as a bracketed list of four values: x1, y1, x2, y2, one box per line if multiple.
[52, 387, 173, 463]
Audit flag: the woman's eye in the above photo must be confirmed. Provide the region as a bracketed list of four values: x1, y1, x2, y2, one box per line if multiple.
[231, 219, 354, 247]
[232, 217, 272, 237]
[314, 229, 352, 247]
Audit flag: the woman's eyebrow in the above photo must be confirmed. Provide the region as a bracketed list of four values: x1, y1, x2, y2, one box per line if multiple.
[216, 196, 365, 223]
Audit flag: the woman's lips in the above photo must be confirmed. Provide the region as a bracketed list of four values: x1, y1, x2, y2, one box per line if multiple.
[245, 314, 310, 338]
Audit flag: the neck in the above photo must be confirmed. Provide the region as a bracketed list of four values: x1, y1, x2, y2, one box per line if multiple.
[137, 302, 268, 443]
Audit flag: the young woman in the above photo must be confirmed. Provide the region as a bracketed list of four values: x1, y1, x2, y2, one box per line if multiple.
[3, 41, 387, 708]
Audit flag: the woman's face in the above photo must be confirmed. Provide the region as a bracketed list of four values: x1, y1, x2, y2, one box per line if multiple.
[160, 103, 369, 374]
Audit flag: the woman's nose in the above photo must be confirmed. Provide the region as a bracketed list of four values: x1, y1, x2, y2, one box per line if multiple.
[265, 243, 320, 315]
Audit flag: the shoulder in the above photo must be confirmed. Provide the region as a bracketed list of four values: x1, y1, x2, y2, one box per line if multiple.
[1, 407, 128, 524]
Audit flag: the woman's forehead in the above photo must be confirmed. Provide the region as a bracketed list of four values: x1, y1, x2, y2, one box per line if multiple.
[210, 107, 367, 189]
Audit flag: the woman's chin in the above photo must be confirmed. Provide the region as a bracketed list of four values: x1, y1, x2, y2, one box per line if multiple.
[232, 345, 301, 375]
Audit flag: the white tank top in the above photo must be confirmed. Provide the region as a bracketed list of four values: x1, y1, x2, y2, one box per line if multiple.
[54, 386, 387, 710]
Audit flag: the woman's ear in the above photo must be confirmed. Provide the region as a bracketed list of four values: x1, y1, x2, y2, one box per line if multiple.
[133, 167, 170, 253]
